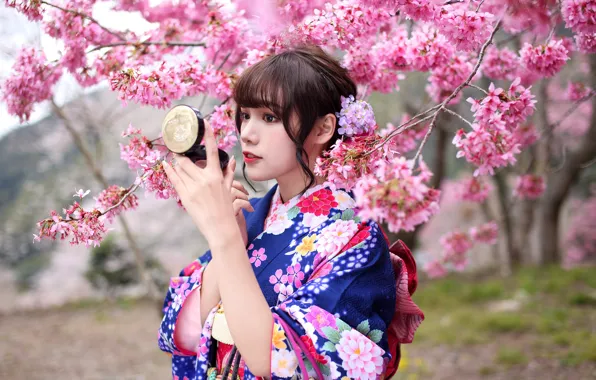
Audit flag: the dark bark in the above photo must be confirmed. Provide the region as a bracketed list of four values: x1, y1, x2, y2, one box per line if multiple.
[539, 55, 596, 265]
[493, 171, 518, 273]
[513, 80, 549, 261]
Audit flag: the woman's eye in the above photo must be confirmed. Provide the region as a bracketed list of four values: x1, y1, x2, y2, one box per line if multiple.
[240, 112, 250, 120]
[264, 114, 278, 123]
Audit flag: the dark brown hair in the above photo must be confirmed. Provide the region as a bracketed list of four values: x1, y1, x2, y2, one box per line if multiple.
[233, 45, 357, 195]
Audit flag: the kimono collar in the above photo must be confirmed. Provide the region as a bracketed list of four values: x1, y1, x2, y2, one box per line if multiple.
[243, 184, 278, 244]
[243, 182, 331, 244]
[269, 182, 328, 214]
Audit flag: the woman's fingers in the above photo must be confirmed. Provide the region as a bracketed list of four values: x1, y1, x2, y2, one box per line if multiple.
[223, 156, 236, 190]
[232, 180, 249, 196]
[232, 198, 254, 215]
[231, 187, 249, 202]
[172, 154, 199, 183]
[202, 120, 220, 171]
[163, 161, 188, 196]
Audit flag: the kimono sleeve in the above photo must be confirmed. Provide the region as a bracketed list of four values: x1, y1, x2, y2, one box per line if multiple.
[268, 222, 400, 380]
[157, 251, 212, 356]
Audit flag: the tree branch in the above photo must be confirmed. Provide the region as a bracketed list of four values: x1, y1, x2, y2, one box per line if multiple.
[41, 0, 126, 42]
[87, 40, 207, 54]
[412, 19, 503, 163]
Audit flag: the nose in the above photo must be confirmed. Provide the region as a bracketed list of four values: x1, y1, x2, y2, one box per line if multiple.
[240, 117, 258, 146]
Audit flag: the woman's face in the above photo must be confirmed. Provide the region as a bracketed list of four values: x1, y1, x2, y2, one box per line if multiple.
[238, 107, 304, 183]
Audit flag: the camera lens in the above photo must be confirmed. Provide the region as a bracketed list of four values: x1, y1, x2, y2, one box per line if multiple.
[161, 105, 229, 170]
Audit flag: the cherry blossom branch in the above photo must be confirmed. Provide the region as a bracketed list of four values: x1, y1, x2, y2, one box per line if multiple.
[40, 0, 126, 42]
[368, 19, 503, 162]
[412, 19, 503, 163]
[368, 103, 442, 152]
[99, 179, 144, 217]
[443, 107, 475, 128]
[87, 40, 207, 53]
[581, 156, 596, 168]
[496, 28, 530, 47]
[545, 90, 596, 134]
[467, 83, 489, 95]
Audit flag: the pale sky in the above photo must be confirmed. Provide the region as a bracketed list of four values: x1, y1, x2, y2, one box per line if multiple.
[0, 2, 156, 138]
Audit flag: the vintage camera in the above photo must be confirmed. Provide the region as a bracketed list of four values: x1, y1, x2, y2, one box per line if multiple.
[161, 104, 230, 170]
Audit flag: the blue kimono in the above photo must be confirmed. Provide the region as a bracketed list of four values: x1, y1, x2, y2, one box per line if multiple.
[158, 183, 423, 379]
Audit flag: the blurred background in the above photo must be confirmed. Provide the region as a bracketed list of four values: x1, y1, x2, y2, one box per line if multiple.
[1, 3, 595, 380]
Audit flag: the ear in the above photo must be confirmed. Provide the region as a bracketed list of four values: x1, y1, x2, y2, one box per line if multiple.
[311, 113, 336, 146]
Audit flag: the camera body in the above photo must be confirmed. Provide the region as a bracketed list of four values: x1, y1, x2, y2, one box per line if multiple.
[161, 104, 230, 170]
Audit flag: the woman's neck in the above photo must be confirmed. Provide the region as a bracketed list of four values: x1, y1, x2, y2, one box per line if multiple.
[276, 170, 325, 204]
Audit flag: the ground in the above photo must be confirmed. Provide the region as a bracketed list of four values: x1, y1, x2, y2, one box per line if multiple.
[1, 266, 595, 380]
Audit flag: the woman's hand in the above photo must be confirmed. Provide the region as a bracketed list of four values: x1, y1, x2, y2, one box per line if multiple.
[224, 158, 254, 247]
[162, 120, 238, 245]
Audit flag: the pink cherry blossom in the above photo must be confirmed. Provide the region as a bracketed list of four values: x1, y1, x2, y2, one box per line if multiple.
[565, 82, 592, 101]
[457, 177, 493, 203]
[481, 46, 519, 81]
[380, 116, 427, 155]
[564, 187, 596, 266]
[395, 0, 439, 22]
[209, 103, 239, 152]
[120, 134, 162, 171]
[423, 259, 448, 278]
[1, 47, 62, 122]
[453, 124, 521, 176]
[440, 230, 473, 270]
[520, 39, 570, 78]
[469, 221, 499, 245]
[291, 1, 391, 50]
[513, 174, 546, 199]
[561, 0, 596, 34]
[35, 206, 108, 248]
[575, 32, 596, 53]
[426, 54, 475, 104]
[94, 185, 140, 223]
[405, 26, 453, 72]
[353, 156, 441, 233]
[441, 230, 473, 255]
[5, 0, 43, 21]
[437, 6, 494, 52]
[141, 162, 180, 201]
[513, 123, 540, 149]
[315, 135, 385, 192]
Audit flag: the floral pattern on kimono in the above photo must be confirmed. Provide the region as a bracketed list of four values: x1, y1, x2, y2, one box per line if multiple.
[157, 183, 423, 380]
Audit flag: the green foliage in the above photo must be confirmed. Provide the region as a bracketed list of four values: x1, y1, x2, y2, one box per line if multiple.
[85, 234, 138, 296]
[479, 313, 531, 333]
[13, 251, 51, 291]
[412, 265, 596, 367]
[496, 348, 528, 367]
[85, 234, 168, 298]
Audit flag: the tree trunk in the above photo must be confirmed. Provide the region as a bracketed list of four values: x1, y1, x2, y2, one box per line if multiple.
[539, 55, 596, 265]
[493, 171, 517, 275]
[51, 100, 160, 300]
[513, 80, 550, 262]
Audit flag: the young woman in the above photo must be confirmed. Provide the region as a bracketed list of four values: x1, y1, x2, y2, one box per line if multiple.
[158, 45, 423, 380]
